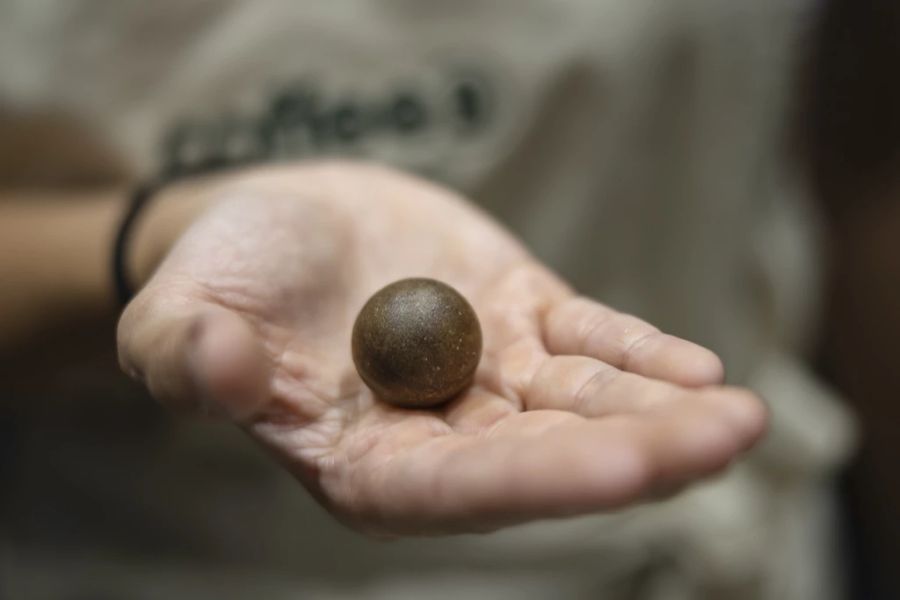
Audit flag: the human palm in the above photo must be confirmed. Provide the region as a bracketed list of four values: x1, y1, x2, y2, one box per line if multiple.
[119, 161, 767, 536]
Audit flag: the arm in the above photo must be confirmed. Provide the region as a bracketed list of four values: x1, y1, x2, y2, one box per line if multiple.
[113, 160, 767, 536]
[0, 157, 767, 536]
[0, 180, 204, 354]
[0, 189, 120, 349]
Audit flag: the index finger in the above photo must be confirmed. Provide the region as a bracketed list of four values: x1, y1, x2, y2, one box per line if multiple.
[543, 297, 724, 387]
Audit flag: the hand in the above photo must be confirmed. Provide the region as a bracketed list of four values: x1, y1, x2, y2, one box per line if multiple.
[118, 161, 767, 536]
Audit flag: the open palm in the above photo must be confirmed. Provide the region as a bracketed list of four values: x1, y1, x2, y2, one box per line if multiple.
[118, 162, 767, 536]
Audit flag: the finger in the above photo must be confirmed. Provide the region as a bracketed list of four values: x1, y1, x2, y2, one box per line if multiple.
[524, 356, 767, 440]
[117, 290, 270, 421]
[543, 297, 724, 386]
[359, 395, 766, 533]
[481, 336, 548, 407]
[523, 355, 683, 415]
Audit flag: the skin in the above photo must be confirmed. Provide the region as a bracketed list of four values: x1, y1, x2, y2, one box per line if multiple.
[112, 160, 768, 536]
[0, 189, 122, 347]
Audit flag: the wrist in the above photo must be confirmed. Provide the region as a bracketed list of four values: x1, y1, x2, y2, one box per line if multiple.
[125, 177, 214, 291]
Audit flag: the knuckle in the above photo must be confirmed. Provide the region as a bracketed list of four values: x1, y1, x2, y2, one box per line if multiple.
[572, 365, 618, 415]
[620, 328, 660, 371]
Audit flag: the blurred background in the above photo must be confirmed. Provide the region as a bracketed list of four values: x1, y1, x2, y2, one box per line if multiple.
[0, 1, 897, 599]
[805, 1, 900, 597]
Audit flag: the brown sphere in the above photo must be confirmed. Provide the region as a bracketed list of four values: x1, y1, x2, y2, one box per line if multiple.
[352, 278, 482, 408]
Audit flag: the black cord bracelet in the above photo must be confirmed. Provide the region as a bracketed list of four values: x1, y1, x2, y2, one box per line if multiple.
[112, 156, 256, 308]
[111, 177, 167, 308]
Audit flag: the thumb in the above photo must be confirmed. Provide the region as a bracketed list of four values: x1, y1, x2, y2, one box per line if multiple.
[117, 291, 270, 422]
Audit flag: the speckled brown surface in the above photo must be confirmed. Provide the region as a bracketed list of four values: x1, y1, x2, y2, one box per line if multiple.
[351, 278, 482, 408]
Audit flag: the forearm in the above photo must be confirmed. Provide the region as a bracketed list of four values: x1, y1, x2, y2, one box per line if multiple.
[0, 175, 221, 354]
[0, 189, 122, 348]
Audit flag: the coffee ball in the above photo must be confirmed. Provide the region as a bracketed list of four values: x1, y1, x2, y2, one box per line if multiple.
[351, 278, 482, 408]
